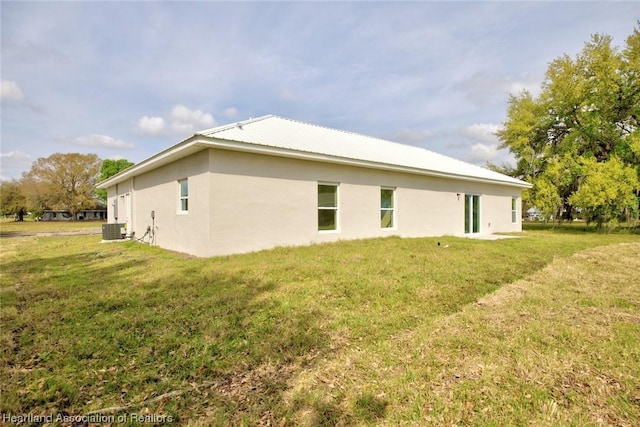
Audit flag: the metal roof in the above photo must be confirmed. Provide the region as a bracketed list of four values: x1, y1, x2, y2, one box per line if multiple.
[197, 115, 530, 187]
[98, 115, 531, 189]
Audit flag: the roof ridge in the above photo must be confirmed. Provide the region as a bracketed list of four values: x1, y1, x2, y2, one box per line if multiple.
[197, 114, 274, 135]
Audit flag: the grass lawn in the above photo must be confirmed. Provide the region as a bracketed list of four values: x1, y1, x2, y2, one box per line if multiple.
[0, 218, 103, 237]
[1, 226, 638, 425]
[523, 219, 640, 234]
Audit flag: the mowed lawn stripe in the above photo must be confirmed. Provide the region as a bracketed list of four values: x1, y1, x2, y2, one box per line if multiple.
[320, 241, 639, 426]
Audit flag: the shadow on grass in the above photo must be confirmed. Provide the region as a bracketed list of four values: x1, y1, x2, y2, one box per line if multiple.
[0, 228, 60, 237]
[0, 246, 341, 425]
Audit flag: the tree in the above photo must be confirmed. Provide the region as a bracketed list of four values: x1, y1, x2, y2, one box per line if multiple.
[0, 179, 27, 216]
[497, 25, 640, 228]
[96, 158, 134, 203]
[569, 157, 639, 231]
[531, 177, 562, 224]
[22, 153, 102, 220]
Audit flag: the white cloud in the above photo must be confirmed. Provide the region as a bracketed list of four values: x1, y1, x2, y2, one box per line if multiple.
[0, 151, 33, 179]
[467, 142, 516, 167]
[500, 72, 544, 97]
[136, 116, 166, 135]
[222, 107, 239, 118]
[0, 150, 31, 161]
[73, 134, 134, 149]
[170, 105, 216, 134]
[1, 80, 25, 101]
[459, 123, 516, 166]
[469, 142, 499, 163]
[462, 123, 500, 145]
[135, 105, 218, 137]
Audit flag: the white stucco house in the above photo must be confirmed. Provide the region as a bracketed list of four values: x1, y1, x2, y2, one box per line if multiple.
[97, 115, 531, 257]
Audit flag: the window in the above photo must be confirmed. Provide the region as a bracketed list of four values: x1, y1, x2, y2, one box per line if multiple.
[381, 187, 395, 228]
[318, 183, 338, 231]
[511, 197, 518, 223]
[178, 178, 188, 212]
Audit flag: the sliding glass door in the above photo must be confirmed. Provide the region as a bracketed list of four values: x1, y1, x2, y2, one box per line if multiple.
[464, 194, 480, 234]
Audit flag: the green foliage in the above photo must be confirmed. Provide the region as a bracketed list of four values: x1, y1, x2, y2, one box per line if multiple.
[0, 179, 27, 215]
[498, 25, 640, 227]
[569, 157, 639, 230]
[21, 153, 102, 218]
[496, 92, 548, 178]
[100, 158, 135, 179]
[95, 159, 134, 203]
[531, 177, 562, 222]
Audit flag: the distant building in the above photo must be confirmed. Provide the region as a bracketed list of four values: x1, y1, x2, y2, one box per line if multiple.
[98, 115, 531, 257]
[41, 209, 106, 221]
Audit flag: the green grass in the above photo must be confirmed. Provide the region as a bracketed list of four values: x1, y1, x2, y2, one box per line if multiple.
[1, 226, 638, 425]
[523, 219, 640, 234]
[0, 217, 103, 237]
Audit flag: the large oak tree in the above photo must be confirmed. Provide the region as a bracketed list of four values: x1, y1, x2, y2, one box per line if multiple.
[497, 26, 640, 229]
[22, 153, 102, 219]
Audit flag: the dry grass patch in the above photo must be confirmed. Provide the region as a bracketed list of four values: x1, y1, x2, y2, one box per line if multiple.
[285, 242, 640, 426]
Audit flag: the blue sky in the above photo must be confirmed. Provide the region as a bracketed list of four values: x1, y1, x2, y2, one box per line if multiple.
[1, 1, 637, 180]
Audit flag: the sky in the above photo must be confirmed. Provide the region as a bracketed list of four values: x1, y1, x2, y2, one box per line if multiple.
[1, 1, 638, 181]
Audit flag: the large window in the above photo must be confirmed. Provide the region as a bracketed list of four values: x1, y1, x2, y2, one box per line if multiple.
[318, 183, 338, 231]
[178, 178, 188, 212]
[512, 197, 518, 223]
[381, 187, 395, 228]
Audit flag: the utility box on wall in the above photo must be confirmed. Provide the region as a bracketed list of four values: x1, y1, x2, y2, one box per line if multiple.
[102, 223, 126, 240]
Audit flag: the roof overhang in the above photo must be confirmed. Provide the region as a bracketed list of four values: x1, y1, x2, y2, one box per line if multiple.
[97, 135, 202, 189]
[98, 135, 532, 189]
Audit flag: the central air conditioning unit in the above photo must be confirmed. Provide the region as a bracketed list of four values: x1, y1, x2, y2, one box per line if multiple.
[102, 223, 126, 240]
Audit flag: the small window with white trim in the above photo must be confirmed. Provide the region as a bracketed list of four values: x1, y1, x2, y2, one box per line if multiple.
[318, 183, 338, 231]
[381, 187, 395, 229]
[178, 178, 188, 212]
[511, 197, 517, 223]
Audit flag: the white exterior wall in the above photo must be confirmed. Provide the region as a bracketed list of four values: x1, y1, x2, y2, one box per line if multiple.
[106, 150, 211, 256]
[207, 149, 523, 257]
[462, 186, 522, 235]
[133, 150, 211, 256]
[106, 181, 133, 230]
[105, 147, 523, 257]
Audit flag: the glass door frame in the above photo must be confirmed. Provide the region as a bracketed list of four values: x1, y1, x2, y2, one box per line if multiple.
[464, 194, 481, 234]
